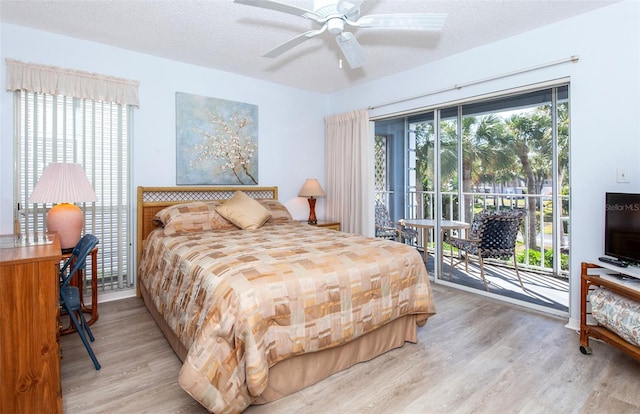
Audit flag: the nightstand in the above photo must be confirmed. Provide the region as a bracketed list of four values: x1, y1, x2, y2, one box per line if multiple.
[303, 220, 341, 231]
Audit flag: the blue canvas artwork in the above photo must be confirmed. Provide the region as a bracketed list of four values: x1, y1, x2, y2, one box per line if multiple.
[176, 92, 258, 185]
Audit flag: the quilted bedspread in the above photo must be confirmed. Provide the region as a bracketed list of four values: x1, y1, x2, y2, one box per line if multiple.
[138, 221, 435, 413]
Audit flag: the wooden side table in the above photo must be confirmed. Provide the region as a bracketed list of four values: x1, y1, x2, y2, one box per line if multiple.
[303, 220, 341, 231]
[60, 246, 99, 335]
[580, 262, 640, 361]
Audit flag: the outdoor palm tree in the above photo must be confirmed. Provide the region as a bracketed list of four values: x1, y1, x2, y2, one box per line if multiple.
[414, 118, 463, 219]
[414, 121, 436, 218]
[464, 114, 517, 219]
[410, 104, 565, 255]
[502, 111, 552, 250]
[556, 103, 570, 198]
[438, 114, 518, 222]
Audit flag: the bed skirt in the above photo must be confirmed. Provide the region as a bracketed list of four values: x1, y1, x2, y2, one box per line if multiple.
[140, 280, 421, 405]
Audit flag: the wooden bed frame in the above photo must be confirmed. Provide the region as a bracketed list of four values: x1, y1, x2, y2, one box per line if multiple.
[135, 185, 422, 405]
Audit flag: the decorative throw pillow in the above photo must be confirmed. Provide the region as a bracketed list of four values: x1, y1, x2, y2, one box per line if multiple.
[216, 191, 272, 230]
[257, 199, 293, 222]
[203, 201, 239, 231]
[153, 202, 214, 235]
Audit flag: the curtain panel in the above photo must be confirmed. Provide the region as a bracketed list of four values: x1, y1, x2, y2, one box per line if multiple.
[5, 58, 140, 107]
[325, 108, 371, 235]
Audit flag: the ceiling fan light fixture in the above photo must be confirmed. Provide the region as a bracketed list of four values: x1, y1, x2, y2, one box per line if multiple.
[327, 17, 345, 34]
[235, 0, 447, 69]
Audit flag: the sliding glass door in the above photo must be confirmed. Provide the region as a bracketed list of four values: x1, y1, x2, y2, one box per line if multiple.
[374, 84, 570, 311]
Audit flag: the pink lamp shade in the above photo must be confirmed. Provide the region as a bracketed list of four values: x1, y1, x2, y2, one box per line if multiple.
[28, 163, 98, 250]
[298, 178, 325, 224]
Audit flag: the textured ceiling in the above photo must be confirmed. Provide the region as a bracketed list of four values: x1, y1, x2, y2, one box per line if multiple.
[0, 0, 618, 94]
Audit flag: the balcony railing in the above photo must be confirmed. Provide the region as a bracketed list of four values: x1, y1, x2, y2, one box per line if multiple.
[380, 190, 569, 278]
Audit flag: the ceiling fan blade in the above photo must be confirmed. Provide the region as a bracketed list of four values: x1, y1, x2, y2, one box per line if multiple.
[336, 32, 367, 69]
[352, 13, 447, 30]
[234, 0, 321, 21]
[263, 27, 327, 58]
[337, 0, 363, 20]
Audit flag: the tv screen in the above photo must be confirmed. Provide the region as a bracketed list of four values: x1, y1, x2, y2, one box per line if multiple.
[605, 192, 640, 264]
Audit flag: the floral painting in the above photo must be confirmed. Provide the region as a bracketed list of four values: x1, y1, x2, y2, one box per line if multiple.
[176, 92, 258, 185]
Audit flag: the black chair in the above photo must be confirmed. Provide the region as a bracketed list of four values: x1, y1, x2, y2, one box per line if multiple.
[60, 234, 101, 370]
[448, 209, 526, 291]
[374, 200, 418, 244]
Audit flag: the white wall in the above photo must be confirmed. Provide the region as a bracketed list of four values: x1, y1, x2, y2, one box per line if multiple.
[0, 24, 329, 236]
[328, 1, 640, 326]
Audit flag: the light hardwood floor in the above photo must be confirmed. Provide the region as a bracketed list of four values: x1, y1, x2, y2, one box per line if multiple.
[61, 284, 640, 413]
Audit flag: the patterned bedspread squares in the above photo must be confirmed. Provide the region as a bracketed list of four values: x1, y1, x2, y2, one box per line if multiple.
[138, 221, 435, 413]
[590, 287, 640, 347]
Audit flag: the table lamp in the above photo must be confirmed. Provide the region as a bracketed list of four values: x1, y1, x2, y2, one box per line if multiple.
[298, 178, 325, 224]
[28, 163, 98, 250]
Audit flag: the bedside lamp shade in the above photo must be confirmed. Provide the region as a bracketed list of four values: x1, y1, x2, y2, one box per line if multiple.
[28, 163, 98, 250]
[298, 178, 325, 224]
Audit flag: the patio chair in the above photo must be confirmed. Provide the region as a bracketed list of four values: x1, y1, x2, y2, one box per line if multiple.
[374, 200, 418, 245]
[60, 233, 101, 370]
[448, 209, 526, 291]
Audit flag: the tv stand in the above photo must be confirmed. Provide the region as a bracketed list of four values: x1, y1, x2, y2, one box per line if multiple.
[580, 262, 640, 361]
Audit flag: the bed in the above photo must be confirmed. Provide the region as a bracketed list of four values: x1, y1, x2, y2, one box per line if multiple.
[136, 186, 436, 413]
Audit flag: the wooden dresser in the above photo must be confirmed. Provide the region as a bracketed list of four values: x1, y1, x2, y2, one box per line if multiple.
[0, 233, 63, 413]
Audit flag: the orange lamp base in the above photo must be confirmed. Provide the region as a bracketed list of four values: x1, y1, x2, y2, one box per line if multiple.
[46, 203, 84, 250]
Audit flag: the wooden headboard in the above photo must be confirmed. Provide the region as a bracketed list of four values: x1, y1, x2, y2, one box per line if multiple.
[136, 186, 279, 291]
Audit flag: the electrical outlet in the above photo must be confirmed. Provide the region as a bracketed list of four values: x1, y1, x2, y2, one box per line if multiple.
[617, 167, 631, 183]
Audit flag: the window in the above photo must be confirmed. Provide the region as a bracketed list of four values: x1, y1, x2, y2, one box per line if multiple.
[14, 90, 133, 292]
[7, 60, 138, 295]
[374, 83, 570, 311]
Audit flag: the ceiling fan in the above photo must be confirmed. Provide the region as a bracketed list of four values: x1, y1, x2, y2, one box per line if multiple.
[234, 0, 447, 69]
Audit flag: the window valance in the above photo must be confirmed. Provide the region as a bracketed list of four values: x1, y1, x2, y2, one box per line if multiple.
[5, 58, 140, 107]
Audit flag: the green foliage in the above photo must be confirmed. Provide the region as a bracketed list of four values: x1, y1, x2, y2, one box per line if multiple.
[517, 249, 568, 271]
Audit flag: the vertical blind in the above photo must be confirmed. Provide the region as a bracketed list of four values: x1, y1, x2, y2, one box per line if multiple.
[14, 90, 132, 291]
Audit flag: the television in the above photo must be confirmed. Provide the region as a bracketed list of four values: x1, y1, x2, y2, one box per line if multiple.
[604, 192, 640, 265]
